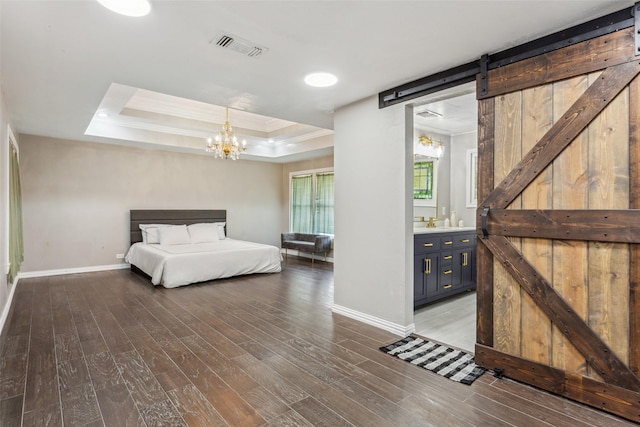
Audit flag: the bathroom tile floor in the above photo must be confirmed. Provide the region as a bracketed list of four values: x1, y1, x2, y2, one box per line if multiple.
[414, 291, 476, 353]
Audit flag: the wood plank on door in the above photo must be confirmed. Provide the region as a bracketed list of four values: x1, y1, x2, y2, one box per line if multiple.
[493, 91, 523, 356]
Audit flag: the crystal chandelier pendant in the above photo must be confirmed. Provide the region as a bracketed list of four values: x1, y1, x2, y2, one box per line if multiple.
[205, 107, 247, 160]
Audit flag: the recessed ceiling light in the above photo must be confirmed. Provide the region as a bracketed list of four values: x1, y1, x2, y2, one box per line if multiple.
[97, 112, 109, 118]
[304, 72, 338, 88]
[96, 0, 151, 17]
[268, 139, 274, 143]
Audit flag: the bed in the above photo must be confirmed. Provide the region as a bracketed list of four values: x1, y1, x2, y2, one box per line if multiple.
[125, 209, 282, 288]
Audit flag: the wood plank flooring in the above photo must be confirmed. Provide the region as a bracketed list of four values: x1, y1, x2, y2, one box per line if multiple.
[0, 257, 634, 426]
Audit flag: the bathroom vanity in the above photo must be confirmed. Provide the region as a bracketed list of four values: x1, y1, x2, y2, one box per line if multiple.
[414, 227, 476, 307]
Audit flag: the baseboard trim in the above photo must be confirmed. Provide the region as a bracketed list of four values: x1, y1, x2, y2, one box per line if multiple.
[0, 277, 19, 336]
[17, 263, 130, 279]
[332, 304, 415, 337]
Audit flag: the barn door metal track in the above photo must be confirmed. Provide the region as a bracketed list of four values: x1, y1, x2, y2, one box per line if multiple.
[379, 5, 635, 108]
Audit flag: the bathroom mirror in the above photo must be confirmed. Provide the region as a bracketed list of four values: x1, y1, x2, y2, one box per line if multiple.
[413, 156, 438, 207]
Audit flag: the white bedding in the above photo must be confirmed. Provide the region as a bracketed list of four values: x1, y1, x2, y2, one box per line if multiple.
[125, 239, 282, 288]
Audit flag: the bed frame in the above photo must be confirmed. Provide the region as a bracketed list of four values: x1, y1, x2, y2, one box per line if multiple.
[128, 209, 227, 279]
[129, 209, 227, 245]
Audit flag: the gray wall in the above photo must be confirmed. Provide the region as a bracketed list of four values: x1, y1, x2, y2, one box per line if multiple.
[334, 96, 414, 329]
[20, 135, 283, 272]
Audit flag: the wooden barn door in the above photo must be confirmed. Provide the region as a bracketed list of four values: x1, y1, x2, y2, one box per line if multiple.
[475, 26, 640, 422]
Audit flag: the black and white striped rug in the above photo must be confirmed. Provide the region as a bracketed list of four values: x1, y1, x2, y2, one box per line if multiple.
[380, 335, 486, 385]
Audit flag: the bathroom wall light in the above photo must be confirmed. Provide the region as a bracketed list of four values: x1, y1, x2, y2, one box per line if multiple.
[96, 0, 151, 17]
[417, 135, 445, 159]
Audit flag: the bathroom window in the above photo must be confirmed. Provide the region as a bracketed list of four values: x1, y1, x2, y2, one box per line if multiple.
[466, 149, 478, 207]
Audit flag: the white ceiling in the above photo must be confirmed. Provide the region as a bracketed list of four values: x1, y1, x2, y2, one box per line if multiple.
[1, 0, 632, 162]
[414, 85, 478, 136]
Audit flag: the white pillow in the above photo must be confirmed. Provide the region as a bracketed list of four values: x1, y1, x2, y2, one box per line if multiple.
[214, 222, 226, 239]
[158, 225, 191, 245]
[139, 224, 172, 244]
[187, 223, 219, 244]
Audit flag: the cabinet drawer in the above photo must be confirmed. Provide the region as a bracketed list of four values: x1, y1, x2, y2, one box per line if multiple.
[441, 251, 453, 265]
[440, 236, 455, 247]
[453, 234, 475, 248]
[414, 235, 440, 253]
[439, 276, 461, 292]
[439, 282, 455, 292]
[440, 267, 454, 284]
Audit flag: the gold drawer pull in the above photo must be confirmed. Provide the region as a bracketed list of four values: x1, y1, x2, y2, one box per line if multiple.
[443, 284, 452, 289]
[443, 255, 452, 260]
[424, 258, 431, 274]
[462, 252, 468, 267]
[461, 239, 470, 243]
[443, 241, 453, 245]
[423, 243, 434, 247]
[443, 270, 452, 275]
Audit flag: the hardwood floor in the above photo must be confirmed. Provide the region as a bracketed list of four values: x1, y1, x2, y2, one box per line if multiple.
[0, 257, 634, 426]
[414, 291, 476, 353]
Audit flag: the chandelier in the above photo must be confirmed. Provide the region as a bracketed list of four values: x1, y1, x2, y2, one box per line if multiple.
[206, 107, 247, 160]
[417, 135, 445, 159]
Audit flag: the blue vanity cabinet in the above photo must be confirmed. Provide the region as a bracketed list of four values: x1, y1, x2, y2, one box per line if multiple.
[414, 230, 476, 307]
[414, 235, 441, 306]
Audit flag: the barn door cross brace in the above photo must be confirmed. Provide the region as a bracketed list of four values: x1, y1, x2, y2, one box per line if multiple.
[481, 235, 640, 391]
[481, 60, 640, 210]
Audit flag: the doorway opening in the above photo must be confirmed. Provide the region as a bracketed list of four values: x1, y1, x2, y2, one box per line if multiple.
[410, 81, 477, 353]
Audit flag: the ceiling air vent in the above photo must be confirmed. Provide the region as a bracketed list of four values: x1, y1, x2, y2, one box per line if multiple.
[416, 109, 443, 119]
[212, 32, 268, 58]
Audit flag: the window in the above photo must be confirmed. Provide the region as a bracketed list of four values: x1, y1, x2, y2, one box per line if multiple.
[291, 175, 313, 233]
[290, 169, 334, 235]
[7, 125, 23, 284]
[466, 149, 478, 207]
[314, 172, 334, 234]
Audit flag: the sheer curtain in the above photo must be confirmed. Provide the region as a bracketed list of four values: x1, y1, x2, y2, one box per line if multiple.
[314, 172, 334, 234]
[9, 143, 23, 283]
[291, 175, 313, 233]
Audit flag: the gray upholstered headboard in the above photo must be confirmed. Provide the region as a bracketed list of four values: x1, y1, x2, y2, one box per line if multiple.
[129, 209, 227, 245]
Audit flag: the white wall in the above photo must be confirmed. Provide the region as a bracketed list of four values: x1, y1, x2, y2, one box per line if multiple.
[19, 135, 283, 272]
[450, 131, 477, 227]
[334, 95, 414, 331]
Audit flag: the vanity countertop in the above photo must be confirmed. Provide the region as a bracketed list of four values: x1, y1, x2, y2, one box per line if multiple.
[413, 226, 476, 234]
